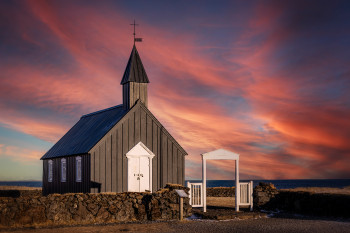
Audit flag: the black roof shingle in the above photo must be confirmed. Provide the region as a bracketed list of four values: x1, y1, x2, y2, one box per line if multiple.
[41, 105, 126, 159]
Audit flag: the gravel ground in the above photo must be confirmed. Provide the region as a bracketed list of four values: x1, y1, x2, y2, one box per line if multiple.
[2, 215, 350, 233]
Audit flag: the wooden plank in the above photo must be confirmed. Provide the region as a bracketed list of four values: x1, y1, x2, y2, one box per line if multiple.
[75, 156, 79, 192]
[91, 152, 96, 193]
[128, 83, 131, 108]
[100, 143, 106, 192]
[106, 135, 112, 192]
[161, 132, 167, 187]
[135, 106, 140, 143]
[85, 154, 91, 193]
[152, 121, 159, 191]
[144, 84, 148, 107]
[91, 152, 95, 182]
[129, 112, 135, 148]
[140, 83, 147, 106]
[173, 145, 178, 184]
[123, 84, 129, 109]
[95, 148, 100, 191]
[112, 130, 117, 192]
[117, 128, 123, 192]
[129, 82, 134, 108]
[134, 83, 140, 102]
[73, 156, 80, 192]
[140, 83, 144, 104]
[122, 121, 129, 192]
[141, 108, 147, 143]
[177, 150, 182, 185]
[157, 127, 161, 189]
[167, 140, 173, 184]
[69, 156, 73, 193]
[51, 159, 54, 194]
[146, 115, 152, 149]
[55, 158, 59, 194]
[43, 160, 47, 195]
[182, 153, 185, 185]
[151, 121, 157, 192]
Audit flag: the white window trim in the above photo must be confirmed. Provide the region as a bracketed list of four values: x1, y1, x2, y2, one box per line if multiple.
[61, 158, 66, 182]
[76, 156, 82, 182]
[48, 160, 53, 182]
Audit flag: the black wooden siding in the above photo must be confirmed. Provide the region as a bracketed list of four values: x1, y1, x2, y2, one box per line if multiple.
[42, 154, 90, 195]
[123, 82, 148, 109]
[90, 103, 186, 193]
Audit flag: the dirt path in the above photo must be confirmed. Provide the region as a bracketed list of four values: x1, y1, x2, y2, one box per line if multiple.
[2, 216, 350, 233]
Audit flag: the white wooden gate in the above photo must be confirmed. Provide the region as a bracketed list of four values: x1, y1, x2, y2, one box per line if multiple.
[187, 182, 203, 207]
[239, 181, 253, 211]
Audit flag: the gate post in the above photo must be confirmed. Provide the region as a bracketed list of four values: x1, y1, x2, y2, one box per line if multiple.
[202, 158, 207, 212]
[235, 159, 240, 212]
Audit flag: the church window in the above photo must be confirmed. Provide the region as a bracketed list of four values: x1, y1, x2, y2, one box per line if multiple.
[48, 160, 53, 182]
[76, 156, 82, 182]
[61, 158, 66, 182]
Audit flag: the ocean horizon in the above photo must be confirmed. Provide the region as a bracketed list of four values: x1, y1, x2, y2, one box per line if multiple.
[1, 179, 350, 190]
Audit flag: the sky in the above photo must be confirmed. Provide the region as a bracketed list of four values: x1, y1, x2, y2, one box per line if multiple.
[0, 0, 350, 181]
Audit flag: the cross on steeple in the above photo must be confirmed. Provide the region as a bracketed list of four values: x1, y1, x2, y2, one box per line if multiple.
[130, 20, 142, 44]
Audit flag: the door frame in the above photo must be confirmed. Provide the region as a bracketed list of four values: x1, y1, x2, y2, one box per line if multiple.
[126, 141, 155, 192]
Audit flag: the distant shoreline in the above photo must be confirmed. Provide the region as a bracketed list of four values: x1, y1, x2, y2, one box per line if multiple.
[1, 179, 350, 189]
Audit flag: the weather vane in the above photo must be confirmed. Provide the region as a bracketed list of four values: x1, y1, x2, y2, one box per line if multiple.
[130, 20, 143, 44]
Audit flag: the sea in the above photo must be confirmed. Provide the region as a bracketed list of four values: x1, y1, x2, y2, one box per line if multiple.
[185, 179, 350, 189]
[1, 179, 350, 190]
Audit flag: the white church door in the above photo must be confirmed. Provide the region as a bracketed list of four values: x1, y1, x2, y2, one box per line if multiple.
[128, 156, 150, 192]
[126, 142, 155, 192]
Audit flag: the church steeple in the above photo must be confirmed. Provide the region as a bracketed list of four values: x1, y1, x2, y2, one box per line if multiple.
[121, 45, 149, 110]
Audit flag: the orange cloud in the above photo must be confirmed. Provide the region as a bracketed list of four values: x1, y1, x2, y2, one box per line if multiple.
[0, 144, 44, 162]
[1, 0, 349, 180]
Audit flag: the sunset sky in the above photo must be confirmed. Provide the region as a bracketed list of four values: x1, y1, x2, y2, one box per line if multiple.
[1, 0, 349, 181]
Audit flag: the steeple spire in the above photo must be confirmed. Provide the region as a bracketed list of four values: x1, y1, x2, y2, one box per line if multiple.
[120, 45, 149, 85]
[121, 24, 149, 110]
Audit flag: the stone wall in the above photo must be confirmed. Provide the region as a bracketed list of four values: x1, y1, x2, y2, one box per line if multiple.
[207, 187, 235, 197]
[276, 190, 350, 217]
[253, 182, 350, 217]
[0, 184, 191, 229]
[253, 182, 279, 208]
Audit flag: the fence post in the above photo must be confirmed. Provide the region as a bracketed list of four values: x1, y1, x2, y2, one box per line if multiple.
[250, 180, 253, 211]
[187, 182, 191, 205]
[179, 197, 184, 220]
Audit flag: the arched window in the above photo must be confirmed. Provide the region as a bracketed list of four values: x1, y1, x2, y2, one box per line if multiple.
[76, 156, 82, 182]
[48, 160, 53, 182]
[61, 158, 66, 182]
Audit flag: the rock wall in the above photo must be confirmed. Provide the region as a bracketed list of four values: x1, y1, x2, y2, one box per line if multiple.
[207, 187, 235, 197]
[253, 182, 350, 217]
[0, 184, 191, 229]
[253, 182, 279, 208]
[276, 190, 350, 217]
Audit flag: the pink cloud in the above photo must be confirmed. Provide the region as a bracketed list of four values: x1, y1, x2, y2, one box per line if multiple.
[0, 144, 44, 162]
[0, 1, 349, 180]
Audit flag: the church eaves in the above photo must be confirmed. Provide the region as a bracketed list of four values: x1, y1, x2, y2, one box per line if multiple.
[120, 45, 150, 84]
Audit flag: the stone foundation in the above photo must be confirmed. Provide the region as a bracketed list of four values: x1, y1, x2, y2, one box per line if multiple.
[0, 184, 191, 229]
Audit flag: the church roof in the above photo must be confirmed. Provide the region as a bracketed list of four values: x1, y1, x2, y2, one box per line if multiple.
[41, 105, 127, 159]
[120, 45, 149, 84]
